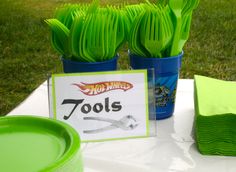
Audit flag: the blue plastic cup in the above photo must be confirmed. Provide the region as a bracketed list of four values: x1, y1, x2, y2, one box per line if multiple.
[129, 52, 183, 120]
[61, 55, 119, 73]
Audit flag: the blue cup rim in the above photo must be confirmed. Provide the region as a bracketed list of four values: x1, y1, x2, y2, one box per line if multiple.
[129, 50, 183, 74]
[61, 54, 119, 65]
[128, 50, 184, 60]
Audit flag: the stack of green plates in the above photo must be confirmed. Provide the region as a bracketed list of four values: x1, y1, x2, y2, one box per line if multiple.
[0, 116, 83, 172]
[194, 75, 236, 156]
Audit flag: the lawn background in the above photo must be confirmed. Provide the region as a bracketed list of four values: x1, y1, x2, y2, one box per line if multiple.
[0, 0, 235, 115]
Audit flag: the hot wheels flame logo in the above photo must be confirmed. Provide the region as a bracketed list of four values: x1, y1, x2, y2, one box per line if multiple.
[73, 81, 133, 96]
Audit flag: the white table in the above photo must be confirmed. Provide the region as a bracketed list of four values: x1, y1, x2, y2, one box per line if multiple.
[8, 79, 236, 172]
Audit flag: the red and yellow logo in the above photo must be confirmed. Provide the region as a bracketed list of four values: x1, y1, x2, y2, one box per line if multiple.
[73, 81, 133, 96]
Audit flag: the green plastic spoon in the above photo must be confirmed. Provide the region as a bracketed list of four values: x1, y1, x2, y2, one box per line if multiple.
[169, 0, 183, 56]
[178, 12, 192, 54]
[177, 0, 200, 52]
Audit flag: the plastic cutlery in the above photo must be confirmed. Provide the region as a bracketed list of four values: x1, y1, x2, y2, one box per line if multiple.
[169, 0, 184, 56]
[140, 5, 169, 57]
[182, 0, 200, 17]
[116, 10, 126, 52]
[70, 11, 86, 61]
[177, 0, 200, 52]
[45, 19, 70, 57]
[178, 12, 192, 53]
[129, 11, 149, 57]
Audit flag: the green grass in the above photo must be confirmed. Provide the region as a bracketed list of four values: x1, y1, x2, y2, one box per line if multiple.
[0, 0, 235, 115]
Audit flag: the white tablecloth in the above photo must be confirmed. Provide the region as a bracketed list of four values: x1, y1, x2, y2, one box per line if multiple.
[8, 79, 236, 172]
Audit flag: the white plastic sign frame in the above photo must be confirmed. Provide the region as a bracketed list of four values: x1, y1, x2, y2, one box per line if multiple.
[49, 70, 155, 142]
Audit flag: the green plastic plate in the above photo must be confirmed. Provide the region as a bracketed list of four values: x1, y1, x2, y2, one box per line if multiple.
[0, 116, 83, 172]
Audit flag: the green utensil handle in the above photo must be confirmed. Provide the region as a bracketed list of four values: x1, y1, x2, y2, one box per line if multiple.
[178, 12, 192, 53]
[170, 16, 182, 56]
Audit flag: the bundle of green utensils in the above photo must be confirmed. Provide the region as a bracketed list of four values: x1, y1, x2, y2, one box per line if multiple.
[45, 1, 127, 62]
[127, 0, 200, 58]
[45, 0, 199, 62]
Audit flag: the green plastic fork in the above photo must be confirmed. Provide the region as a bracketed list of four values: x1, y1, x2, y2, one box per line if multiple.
[70, 11, 85, 61]
[84, 7, 120, 62]
[45, 19, 70, 57]
[87, 10, 113, 61]
[88, 13, 105, 61]
[116, 10, 126, 52]
[82, 13, 97, 62]
[107, 6, 120, 57]
[129, 11, 149, 57]
[103, 8, 112, 60]
[70, 11, 95, 62]
[81, 13, 97, 62]
[160, 6, 174, 56]
[140, 6, 166, 58]
[54, 4, 87, 30]
[125, 4, 144, 28]
[182, 0, 200, 17]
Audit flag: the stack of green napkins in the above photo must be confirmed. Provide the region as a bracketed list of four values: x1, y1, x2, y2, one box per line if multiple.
[194, 75, 236, 156]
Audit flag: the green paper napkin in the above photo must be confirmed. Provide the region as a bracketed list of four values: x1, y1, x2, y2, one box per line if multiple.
[194, 75, 236, 156]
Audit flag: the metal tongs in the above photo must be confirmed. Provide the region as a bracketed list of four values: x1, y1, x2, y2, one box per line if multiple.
[83, 115, 139, 134]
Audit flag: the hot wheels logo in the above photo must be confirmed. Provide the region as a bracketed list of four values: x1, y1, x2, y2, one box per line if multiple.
[73, 81, 133, 96]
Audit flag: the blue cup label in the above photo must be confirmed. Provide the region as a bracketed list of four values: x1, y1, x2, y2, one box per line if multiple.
[155, 74, 178, 107]
[153, 74, 178, 119]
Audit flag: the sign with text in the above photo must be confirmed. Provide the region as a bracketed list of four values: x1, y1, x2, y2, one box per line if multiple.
[51, 70, 150, 142]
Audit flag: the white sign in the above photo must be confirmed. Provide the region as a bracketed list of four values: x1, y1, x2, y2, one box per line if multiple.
[51, 70, 150, 142]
